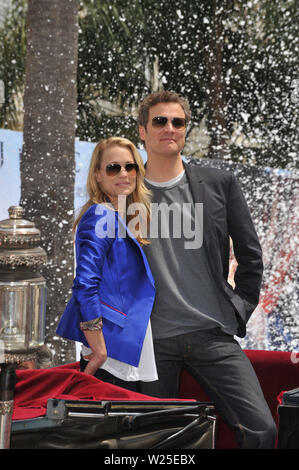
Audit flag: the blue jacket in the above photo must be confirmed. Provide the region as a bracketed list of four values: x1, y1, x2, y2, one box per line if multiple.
[56, 204, 156, 367]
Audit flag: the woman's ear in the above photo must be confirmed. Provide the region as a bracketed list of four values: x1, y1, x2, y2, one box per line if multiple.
[95, 169, 102, 183]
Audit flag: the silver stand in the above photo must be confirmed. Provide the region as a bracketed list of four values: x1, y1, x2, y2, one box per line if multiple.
[0, 351, 36, 449]
[0, 363, 16, 449]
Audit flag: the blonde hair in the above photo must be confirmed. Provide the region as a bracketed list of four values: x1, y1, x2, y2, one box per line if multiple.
[73, 137, 151, 245]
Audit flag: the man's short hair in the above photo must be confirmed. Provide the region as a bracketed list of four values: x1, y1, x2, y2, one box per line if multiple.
[137, 90, 191, 129]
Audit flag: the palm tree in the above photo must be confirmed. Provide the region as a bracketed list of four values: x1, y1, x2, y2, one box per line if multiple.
[0, 0, 26, 130]
[21, 0, 79, 365]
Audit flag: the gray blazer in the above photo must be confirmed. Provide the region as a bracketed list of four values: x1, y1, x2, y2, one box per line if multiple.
[184, 161, 263, 337]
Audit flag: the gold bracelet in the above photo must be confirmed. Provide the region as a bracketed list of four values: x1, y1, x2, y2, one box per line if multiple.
[80, 317, 103, 331]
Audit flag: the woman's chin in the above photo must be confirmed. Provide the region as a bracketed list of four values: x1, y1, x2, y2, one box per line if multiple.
[116, 188, 134, 196]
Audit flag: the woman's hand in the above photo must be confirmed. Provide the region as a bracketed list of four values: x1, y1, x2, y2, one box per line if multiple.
[82, 329, 107, 375]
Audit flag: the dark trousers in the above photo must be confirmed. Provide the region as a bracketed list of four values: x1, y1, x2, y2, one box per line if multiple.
[80, 356, 138, 392]
[139, 328, 277, 449]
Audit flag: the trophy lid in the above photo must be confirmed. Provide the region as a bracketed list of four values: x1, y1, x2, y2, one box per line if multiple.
[0, 206, 47, 267]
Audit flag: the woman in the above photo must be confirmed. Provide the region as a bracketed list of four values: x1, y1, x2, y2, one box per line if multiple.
[56, 137, 157, 391]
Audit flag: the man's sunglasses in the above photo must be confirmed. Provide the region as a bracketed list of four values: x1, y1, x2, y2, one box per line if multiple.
[105, 163, 139, 176]
[152, 116, 187, 130]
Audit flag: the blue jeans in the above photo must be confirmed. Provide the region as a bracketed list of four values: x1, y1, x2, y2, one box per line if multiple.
[140, 328, 277, 449]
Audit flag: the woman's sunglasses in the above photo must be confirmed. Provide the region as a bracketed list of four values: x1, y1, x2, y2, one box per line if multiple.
[105, 163, 139, 176]
[152, 116, 187, 130]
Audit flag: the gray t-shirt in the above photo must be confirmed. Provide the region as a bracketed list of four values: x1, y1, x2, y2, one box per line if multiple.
[143, 171, 238, 339]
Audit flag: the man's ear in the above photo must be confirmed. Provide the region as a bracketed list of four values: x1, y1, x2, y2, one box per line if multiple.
[138, 125, 146, 141]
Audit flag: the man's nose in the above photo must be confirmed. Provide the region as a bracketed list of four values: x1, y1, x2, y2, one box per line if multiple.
[164, 120, 176, 131]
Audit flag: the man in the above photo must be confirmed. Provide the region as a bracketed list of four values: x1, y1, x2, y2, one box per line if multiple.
[137, 90, 277, 449]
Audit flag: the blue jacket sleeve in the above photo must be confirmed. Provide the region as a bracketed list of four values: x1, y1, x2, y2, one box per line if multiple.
[72, 205, 116, 323]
